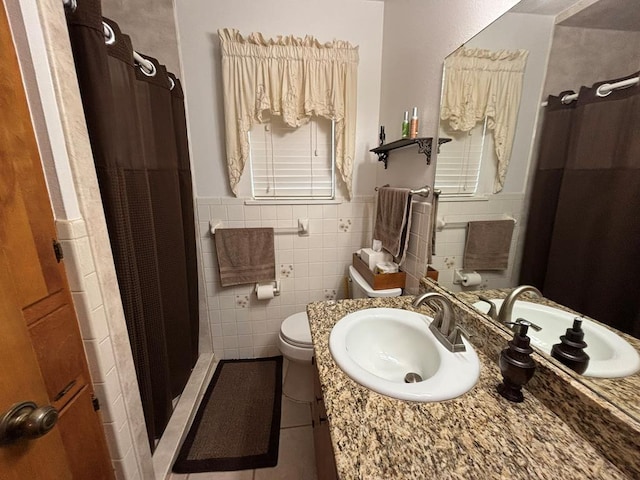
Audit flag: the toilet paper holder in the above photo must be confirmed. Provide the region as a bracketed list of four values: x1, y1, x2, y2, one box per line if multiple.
[453, 269, 482, 286]
[255, 280, 281, 297]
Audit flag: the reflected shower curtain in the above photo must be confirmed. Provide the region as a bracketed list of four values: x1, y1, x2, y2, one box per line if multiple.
[521, 72, 640, 338]
[66, 0, 199, 446]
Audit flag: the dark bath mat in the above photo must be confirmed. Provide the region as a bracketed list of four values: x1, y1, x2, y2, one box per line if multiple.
[172, 356, 283, 473]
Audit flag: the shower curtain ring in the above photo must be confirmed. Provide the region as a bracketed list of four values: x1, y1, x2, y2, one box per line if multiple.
[64, 0, 77, 12]
[138, 60, 157, 77]
[596, 84, 613, 97]
[102, 22, 116, 45]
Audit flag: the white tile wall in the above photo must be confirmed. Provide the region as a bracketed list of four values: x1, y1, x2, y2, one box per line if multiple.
[198, 195, 442, 359]
[56, 218, 143, 479]
[429, 193, 525, 292]
[199, 197, 389, 359]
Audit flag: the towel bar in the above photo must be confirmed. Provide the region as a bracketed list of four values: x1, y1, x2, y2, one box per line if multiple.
[209, 220, 308, 236]
[374, 184, 431, 198]
[436, 215, 517, 231]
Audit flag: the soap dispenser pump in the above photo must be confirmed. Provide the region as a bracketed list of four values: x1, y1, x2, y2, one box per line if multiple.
[551, 318, 590, 375]
[497, 319, 536, 403]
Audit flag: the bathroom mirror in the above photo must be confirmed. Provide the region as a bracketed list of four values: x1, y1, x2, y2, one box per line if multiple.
[436, 0, 640, 423]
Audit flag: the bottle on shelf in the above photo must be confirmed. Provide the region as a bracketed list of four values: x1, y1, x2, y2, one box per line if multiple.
[401, 111, 409, 138]
[409, 107, 419, 139]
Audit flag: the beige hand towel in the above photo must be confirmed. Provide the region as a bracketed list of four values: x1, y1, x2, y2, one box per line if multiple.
[215, 228, 275, 286]
[373, 187, 413, 264]
[463, 220, 515, 270]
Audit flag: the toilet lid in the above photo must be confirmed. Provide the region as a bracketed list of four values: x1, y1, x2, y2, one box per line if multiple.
[281, 312, 312, 347]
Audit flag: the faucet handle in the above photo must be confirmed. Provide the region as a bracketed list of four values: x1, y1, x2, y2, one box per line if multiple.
[504, 317, 542, 332]
[477, 295, 497, 320]
[446, 325, 471, 353]
[446, 325, 471, 352]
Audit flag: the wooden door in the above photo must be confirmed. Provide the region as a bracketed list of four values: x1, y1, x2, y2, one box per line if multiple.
[0, 4, 115, 479]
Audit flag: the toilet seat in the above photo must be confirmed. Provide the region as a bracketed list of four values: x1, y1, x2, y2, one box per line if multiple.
[280, 312, 312, 348]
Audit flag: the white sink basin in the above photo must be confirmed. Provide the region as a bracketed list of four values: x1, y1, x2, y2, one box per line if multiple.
[473, 299, 640, 378]
[329, 308, 480, 402]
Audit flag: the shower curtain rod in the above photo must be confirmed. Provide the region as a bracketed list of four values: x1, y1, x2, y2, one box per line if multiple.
[62, 0, 174, 89]
[541, 75, 639, 107]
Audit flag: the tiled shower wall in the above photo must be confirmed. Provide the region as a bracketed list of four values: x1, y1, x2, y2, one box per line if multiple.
[196, 196, 434, 360]
[429, 193, 525, 292]
[56, 219, 143, 480]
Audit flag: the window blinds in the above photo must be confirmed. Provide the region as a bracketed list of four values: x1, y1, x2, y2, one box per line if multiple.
[249, 116, 335, 199]
[435, 119, 487, 196]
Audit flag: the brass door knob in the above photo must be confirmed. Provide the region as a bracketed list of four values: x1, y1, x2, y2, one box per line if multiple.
[0, 401, 59, 445]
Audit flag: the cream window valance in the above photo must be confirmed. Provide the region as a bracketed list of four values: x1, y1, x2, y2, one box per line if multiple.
[218, 28, 359, 198]
[440, 48, 528, 192]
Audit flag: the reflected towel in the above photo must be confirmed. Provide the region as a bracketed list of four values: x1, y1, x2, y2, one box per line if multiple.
[463, 220, 515, 270]
[215, 228, 275, 286]
[373, 187, 413, 264]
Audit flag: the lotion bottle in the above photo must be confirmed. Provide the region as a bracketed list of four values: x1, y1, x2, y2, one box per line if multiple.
[401, 111, 410, 138]
[409, 107, 419, 139]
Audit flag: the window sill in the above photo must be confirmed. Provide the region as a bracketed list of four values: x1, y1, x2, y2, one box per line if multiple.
[244, 198, 343, 206]
[438, 194, 489, 203]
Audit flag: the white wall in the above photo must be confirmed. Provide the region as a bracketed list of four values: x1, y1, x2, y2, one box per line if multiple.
[175, 0, 384, 199]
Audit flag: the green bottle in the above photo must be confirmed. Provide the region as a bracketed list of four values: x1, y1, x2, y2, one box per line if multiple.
[401, 111, 409, 138]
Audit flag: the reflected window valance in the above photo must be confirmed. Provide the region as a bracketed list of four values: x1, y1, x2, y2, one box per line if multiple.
[440, 48, 528, 192]
[218, 28, 359, 198]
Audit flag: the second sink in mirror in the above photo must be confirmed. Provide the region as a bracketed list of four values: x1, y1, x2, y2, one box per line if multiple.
[473, 299, 640, 378]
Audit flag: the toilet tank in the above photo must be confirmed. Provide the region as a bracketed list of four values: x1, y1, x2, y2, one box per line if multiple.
[348, 265, 402, 298]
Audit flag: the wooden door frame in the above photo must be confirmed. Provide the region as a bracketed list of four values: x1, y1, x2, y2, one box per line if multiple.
[3, 0, 155, 477]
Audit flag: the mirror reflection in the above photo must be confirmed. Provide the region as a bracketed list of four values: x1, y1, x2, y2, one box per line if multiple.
[434, 0, 640, 421]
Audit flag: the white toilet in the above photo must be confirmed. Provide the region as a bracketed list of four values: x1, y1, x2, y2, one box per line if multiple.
[277, 265, 403, 401]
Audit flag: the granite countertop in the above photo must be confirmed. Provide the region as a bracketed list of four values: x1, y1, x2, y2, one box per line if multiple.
[455, 288, 640, 422]
[307, 296, 629, 480]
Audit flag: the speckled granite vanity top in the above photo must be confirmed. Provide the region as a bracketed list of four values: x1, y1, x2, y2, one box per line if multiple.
[307, 296, 632, 479]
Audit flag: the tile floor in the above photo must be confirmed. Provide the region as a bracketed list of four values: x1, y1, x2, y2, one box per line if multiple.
[168, 361, 318, 480]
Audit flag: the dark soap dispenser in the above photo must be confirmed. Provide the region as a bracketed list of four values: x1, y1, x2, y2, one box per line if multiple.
[551, 318, 590, 375]
[497, 319, 536, 403]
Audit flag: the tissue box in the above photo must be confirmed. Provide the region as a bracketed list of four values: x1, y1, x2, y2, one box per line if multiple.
[360, 248, 393, 271]
[353, 253, 406, 290]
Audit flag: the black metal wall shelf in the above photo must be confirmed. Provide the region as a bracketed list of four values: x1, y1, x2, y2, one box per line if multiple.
[370, 137, 452, 169]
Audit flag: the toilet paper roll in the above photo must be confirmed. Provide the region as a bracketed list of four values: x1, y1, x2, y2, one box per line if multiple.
[256, 283, 275, 300]
[461, 272, 482, 287]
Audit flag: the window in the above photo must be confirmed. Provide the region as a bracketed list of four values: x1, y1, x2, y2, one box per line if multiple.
[248, 115, 335, 200]
[435, 117, 488, 196]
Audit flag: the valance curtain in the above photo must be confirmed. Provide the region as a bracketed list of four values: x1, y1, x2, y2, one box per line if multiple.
[440, 48, 529, 192]
[218, 28, 359, 198]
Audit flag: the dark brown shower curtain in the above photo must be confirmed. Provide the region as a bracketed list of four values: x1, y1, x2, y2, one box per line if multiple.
[521, 72, 640, 338]
[66, 0, 199, 446]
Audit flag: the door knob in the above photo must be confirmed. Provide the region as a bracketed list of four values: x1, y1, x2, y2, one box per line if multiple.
[0, 401, 59, 445]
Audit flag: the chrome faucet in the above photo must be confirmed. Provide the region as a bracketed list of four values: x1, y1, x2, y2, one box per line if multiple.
[412, 292, 468, 352]
[497, 285, 542, 326]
